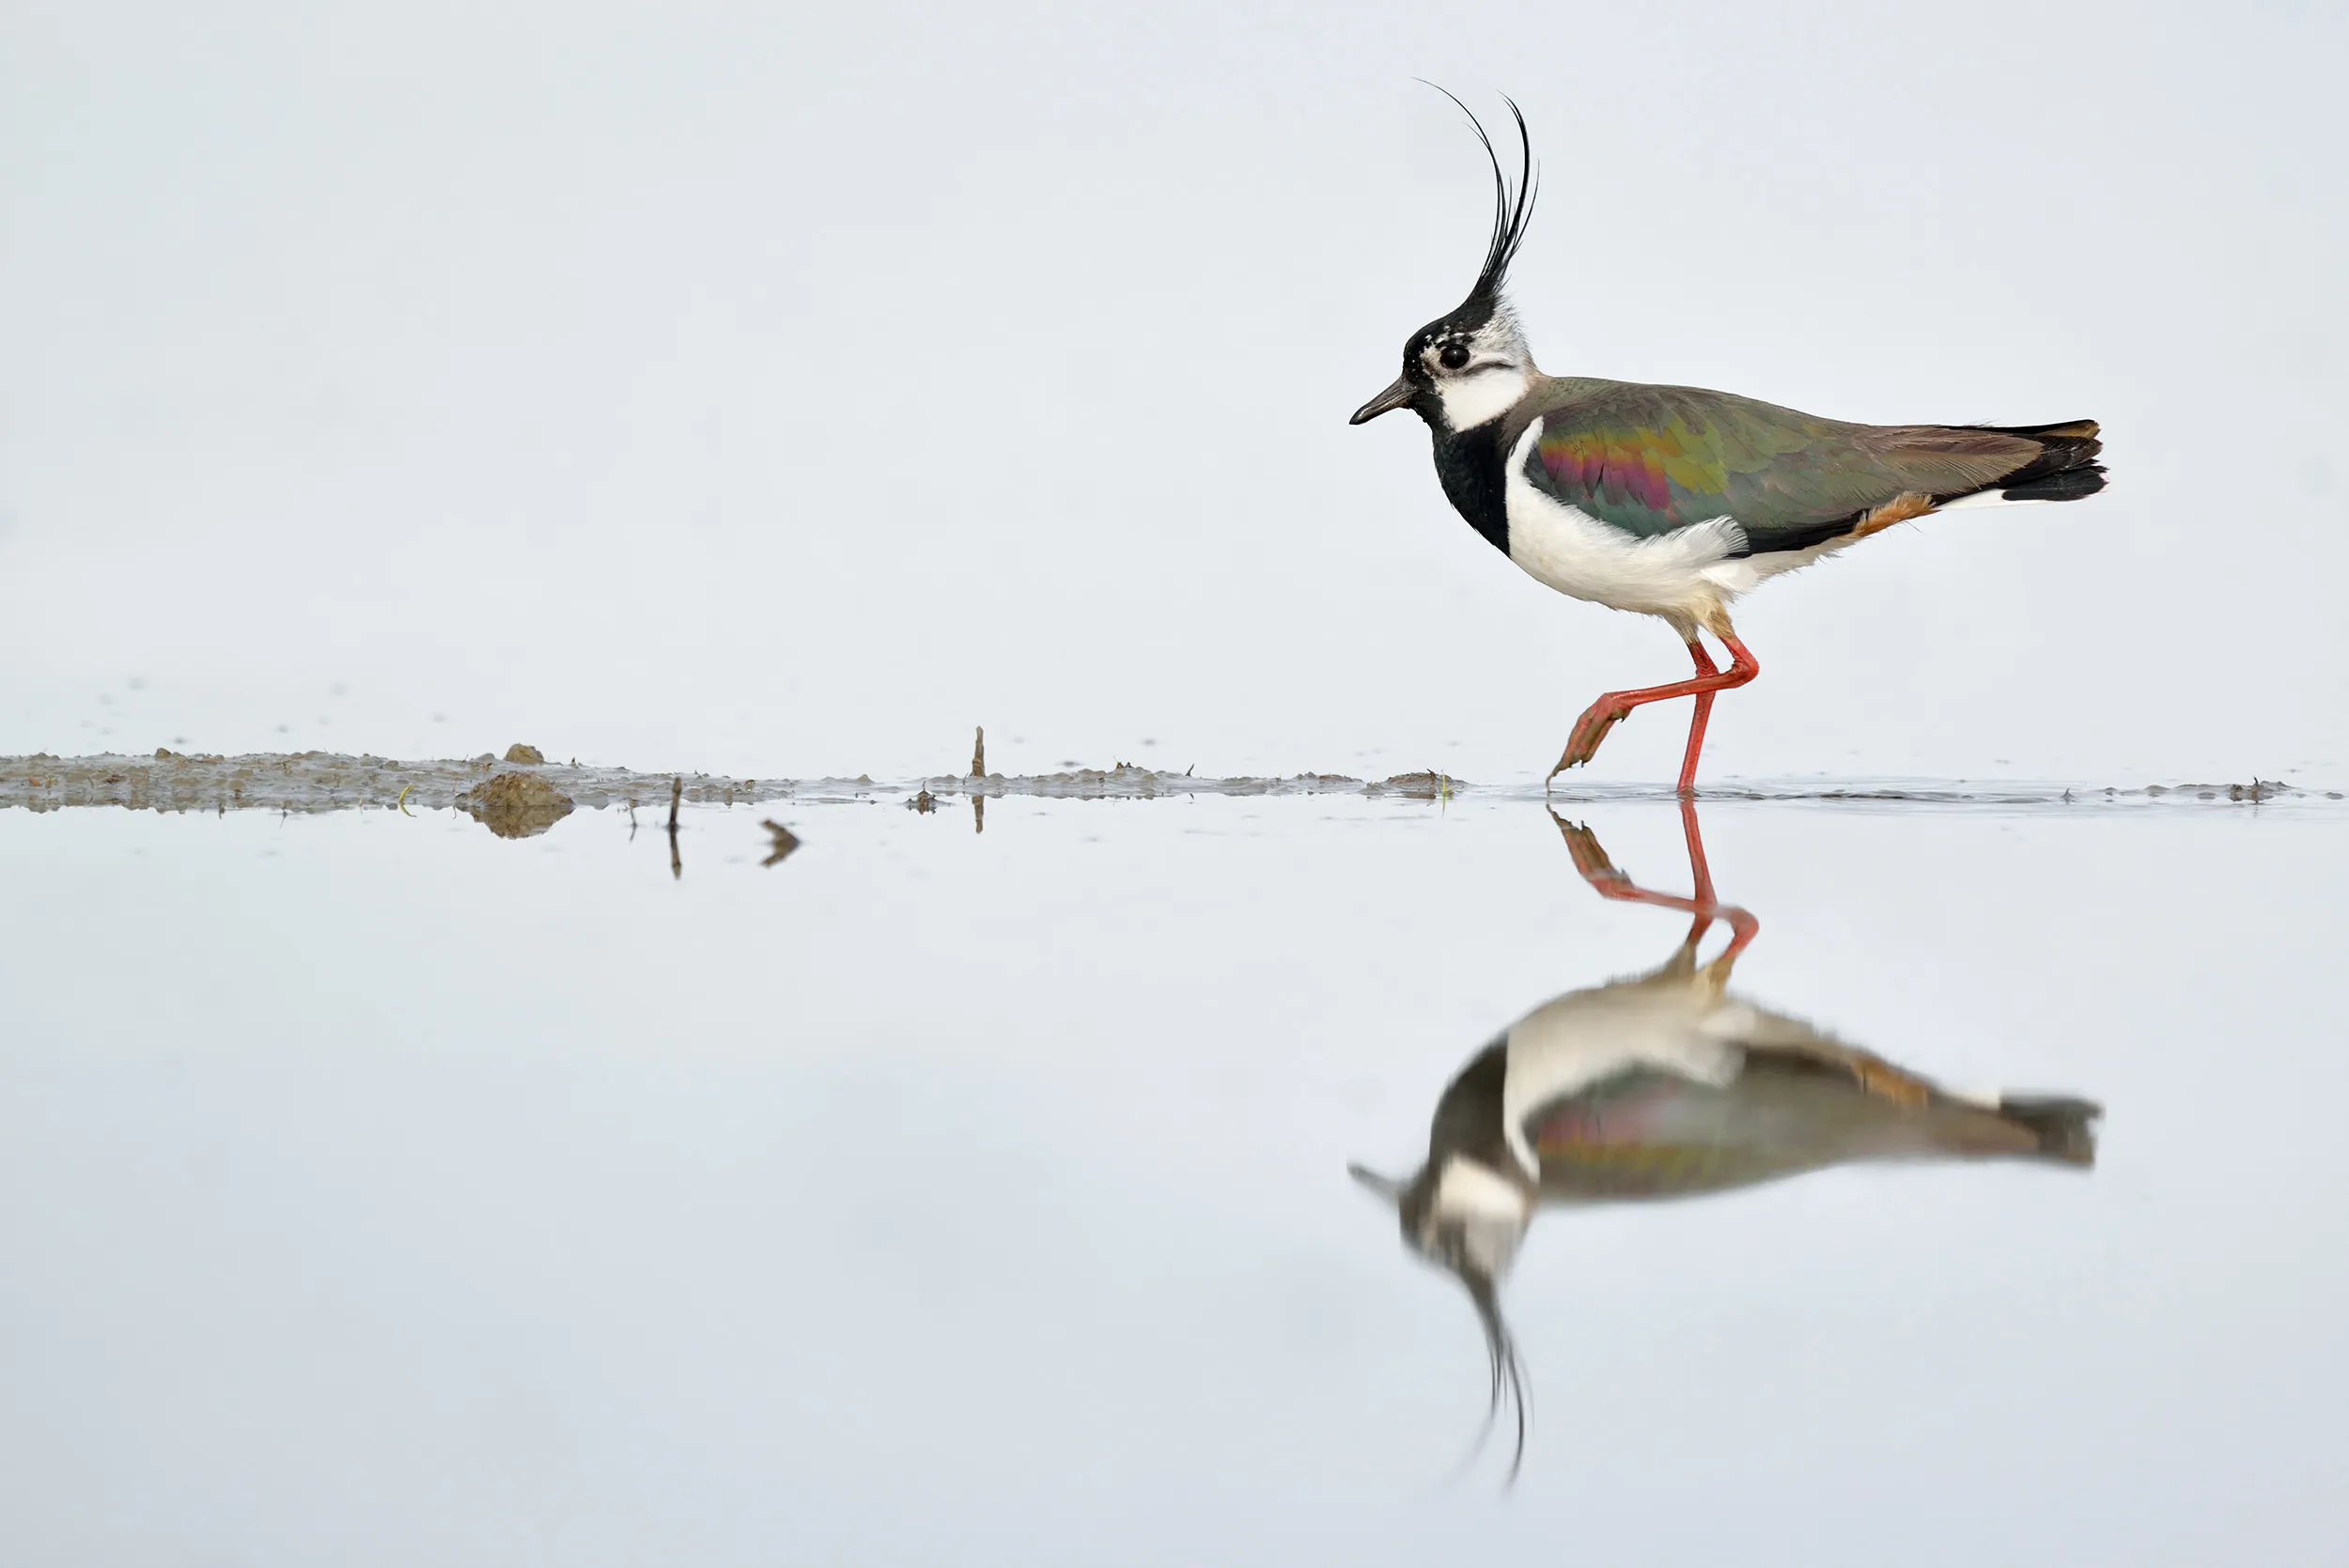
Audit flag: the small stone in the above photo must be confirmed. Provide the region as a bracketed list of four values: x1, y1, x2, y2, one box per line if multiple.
[459, 771, 574, 839]
[504, 743, 545, 764]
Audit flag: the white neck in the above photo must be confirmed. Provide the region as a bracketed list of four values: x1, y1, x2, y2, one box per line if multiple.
[1434, 365, 1529, 431]
[1433, 1156, 1532, 1220]
[1429, 1157, 1532, 1278]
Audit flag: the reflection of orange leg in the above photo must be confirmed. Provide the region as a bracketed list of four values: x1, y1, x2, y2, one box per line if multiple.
[1549, 634, 1760, 793]
[1679, 797, 1719, 909]
[1548, 800, 1758, 957]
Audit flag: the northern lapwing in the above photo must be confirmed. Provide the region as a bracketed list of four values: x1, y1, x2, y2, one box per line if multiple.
[1349, 96, 2107, 793]
[1348, 805, 2100, 1480]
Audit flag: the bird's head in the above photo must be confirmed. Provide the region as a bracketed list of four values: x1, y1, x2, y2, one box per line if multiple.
[1350, 1154, 1535, 1481]
[1350, 92, 1540, 435]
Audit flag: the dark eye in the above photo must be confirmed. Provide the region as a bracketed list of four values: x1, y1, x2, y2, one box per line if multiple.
[1438, 343, 1470, 370]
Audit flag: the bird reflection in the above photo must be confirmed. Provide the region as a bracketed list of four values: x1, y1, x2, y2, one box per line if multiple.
[1348, 804, 2099, 1482]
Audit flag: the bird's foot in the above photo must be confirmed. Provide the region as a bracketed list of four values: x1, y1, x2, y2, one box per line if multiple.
[1551, 815, 1626, 885]
[1548, 697, 1632, 780]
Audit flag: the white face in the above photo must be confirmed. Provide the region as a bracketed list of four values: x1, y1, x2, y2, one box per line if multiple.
[1417, 1156, 1532, 1280]
[1420, 308, 1532, 431]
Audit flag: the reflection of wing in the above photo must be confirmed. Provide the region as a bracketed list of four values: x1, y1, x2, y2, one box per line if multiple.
[1527, 1046, 2097, 1203]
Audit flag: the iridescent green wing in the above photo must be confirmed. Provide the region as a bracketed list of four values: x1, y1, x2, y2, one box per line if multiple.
[1518, 379, 2044, 553]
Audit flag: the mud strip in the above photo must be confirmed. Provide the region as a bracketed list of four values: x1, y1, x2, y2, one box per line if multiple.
[0, 750, 2331, 820]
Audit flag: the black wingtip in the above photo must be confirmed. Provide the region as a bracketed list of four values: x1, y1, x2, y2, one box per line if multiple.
[2003, 465, 2107, 504]
[1998, 1094, 2102, 1165]
[1980, 417, 2105, 502]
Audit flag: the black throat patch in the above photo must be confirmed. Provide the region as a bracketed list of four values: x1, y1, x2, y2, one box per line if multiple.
[1398, 1035, 1516, 1234]
[1428, 420, 1512, 556]
[1428, 1038, 1514, 1168]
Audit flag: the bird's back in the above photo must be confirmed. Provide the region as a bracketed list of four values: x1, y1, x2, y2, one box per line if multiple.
[1502, 374, 2103, 556]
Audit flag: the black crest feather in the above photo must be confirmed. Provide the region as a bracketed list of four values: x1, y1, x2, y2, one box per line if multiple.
[1419, 85, 1538, 303]
[1464, 1269, 1530, 1486]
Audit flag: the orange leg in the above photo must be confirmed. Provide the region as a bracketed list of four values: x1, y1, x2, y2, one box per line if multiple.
[1550, 799, 1758, 958]
[1677, 644, 1720, 799]
[1548, 633, 1761, 795]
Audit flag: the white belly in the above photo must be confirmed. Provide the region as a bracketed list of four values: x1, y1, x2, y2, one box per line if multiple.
[1501, 419, 1766, 619]
[1497, 985, 1747, 1176]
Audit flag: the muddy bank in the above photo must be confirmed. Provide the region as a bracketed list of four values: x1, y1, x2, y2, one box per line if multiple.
[0, 750, 1467, 816]
[0, 749, 2331, 818]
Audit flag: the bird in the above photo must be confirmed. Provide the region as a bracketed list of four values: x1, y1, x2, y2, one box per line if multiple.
[1349, 95, 2106, 794]
[1347, 805, 2100, 1481]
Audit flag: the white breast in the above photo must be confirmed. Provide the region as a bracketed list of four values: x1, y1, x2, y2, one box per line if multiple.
[1497, 983, 1746, 1177]
[1501, 418, 1754, 619]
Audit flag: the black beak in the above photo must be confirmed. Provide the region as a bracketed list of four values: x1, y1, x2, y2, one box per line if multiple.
[1349, 376, 1416, 426]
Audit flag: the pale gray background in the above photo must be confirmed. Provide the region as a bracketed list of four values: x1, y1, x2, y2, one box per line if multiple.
[6, 9, 2348, 1560]
[4, 1, 2344, 784]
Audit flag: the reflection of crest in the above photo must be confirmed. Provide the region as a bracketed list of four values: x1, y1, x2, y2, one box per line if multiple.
[1350, 804, 2099, 1482]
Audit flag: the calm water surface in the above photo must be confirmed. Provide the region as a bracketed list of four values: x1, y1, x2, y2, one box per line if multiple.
[2, 795, 2342, 1565]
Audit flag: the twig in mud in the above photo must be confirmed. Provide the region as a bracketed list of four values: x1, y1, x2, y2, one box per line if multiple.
[972, 726, 986, 778]
[668, 776, 683, 880]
